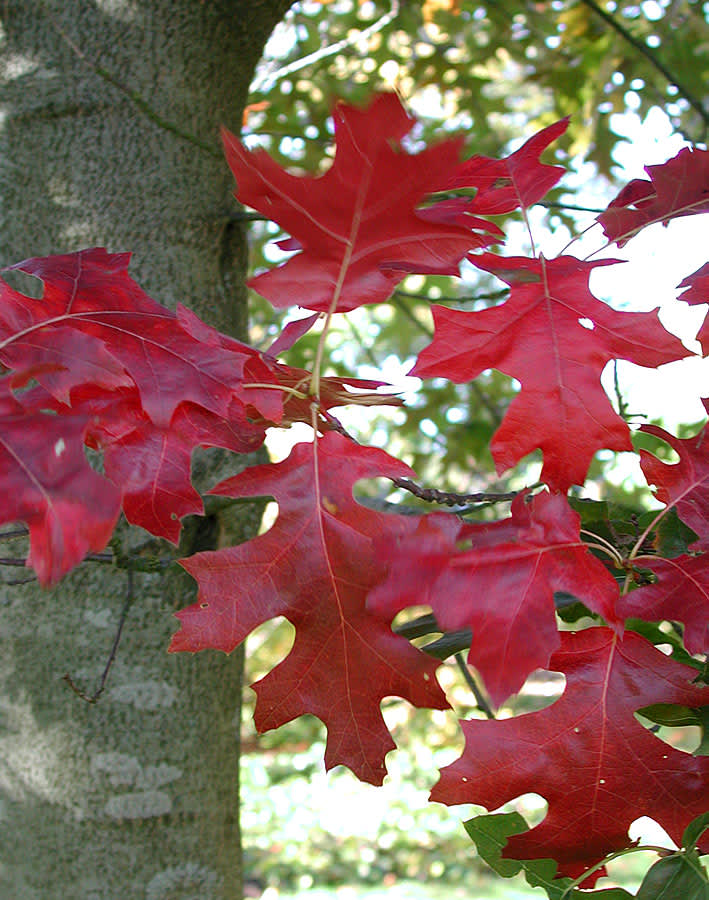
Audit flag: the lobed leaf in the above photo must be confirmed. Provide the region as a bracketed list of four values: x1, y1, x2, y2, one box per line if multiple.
[413, 253, 689, 490]
[222, 93, 490, 313]
[432, 629, 709, 881]
[172, 432, 449, 785]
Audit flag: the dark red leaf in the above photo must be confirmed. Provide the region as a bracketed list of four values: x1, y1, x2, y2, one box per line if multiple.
[102, 400, 264, 543]
[620, 555, 709, 654]
[222, 93, 479, 312]
[677, 262, 709, 355]
[618, 413, 708, 648]
[639, 410, 709, 551]
[2, 249, 249, 427]
[439, 118, 569, 214]
[432, 628, 709, 882]
[598, 147, 709, 247]
[0, 380, 120, 585]
[171, 433, 449, 784]
[413, 253, 689, 490]
[370, 492, 620, 706]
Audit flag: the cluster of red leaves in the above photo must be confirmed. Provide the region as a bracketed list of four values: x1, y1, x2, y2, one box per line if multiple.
[1, 92, 708, 886]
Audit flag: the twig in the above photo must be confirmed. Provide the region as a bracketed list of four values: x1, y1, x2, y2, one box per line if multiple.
[250, 1, 401, 94]
[454, 652, 496, 719]
[0, 557, 28, 567]
[540, 201, 606, 214]
[0, 527, 29, 541]
[63, 571, 135, 704]
[322, 412, 518, 506]
[391, 477, 518, 507]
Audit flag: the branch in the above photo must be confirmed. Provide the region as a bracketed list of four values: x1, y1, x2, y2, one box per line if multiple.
[580, 0, 709, 136]
[250, 1, 401, 94]
[454, 652, 496, 719]
[391, 477, 519, 507]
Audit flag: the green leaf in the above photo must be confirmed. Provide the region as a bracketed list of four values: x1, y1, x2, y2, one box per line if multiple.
[683, 812, 709, 850]
[637, 704, 704, 728]
[694, 708, 709, 757]
[654, 508, 700, 559]
[635, 852, 709, 900]
[463, 813, 632, 900]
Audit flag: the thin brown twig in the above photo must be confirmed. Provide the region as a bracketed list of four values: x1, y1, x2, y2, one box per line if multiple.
[0, 527, 29, 541]
[322, 412, 519, 506]
[454, 652, 496, 719]
[391, 477, 518, 507]
[63, 571, 135, 704]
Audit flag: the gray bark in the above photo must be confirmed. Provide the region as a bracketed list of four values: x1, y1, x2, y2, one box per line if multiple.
[0, 1, 291, 897]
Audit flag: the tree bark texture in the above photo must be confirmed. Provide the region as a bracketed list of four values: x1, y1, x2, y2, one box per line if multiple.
[0, 1, 291, 896]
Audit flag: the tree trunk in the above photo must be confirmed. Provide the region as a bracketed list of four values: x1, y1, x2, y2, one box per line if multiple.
[0, 2, 291, 896]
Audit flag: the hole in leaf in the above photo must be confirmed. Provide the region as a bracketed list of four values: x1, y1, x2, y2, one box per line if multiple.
[245, 617, 295, 682]
[494, 793, 548, 829]
[578, 317, 595, 330]
[1, 268, 44, 298]
[599, 822, 675, 893]
[508, 669, 566, 715]
[628, 816, 678, 850]
[259, 500, 279, 535]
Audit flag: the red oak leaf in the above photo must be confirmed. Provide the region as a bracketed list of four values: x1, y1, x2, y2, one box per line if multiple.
[266, 313, 320, 356]
[598, 146, 709, 247]
[1, 249, 249, 427]
[369, 493, 620, 706]
[432, 628, 709, 882]
[171, 432, 449, 785]
[677, 262, 709, 355]
[617, 412, 709, 647]
[0, 380, 120, 585]
[413, 253, 689, 490]
[221, 93, 482, 313]
[102, 400, 265, 543]
[177, 301, 402, 429]
[619, 555, 708, 654]
[439, 118, 569, 214]
[14, 376, 266, 545]
[639, 409, 709, 551]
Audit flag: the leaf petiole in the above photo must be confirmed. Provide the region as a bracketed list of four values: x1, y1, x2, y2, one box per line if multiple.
[580, 529, 624, 566]
[559, 844, 678, 899]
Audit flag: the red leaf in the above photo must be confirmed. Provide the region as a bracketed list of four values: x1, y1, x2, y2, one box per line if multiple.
[431, 628, 709, 881]
[413, 253, 689, 490]
[598, 146, 709, 247]
[620, 555, 709, 654]
[617, 413, 709, 647]
[221, 93, 480, 313]
[677, 262, 709, 355]
[2, 249, 249, 427]
[0, 381, 120, 585]
[266, 313, 320, 356]
[369, 493, 620, 706]
[102, 400, 265, 543]
[171, 433, 449, 784]
[439, 118, 569, 214]
[639, 410, 709, 551]
[176, 303, 401, 428]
